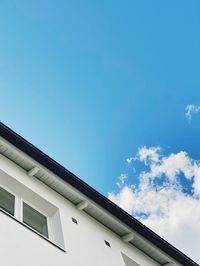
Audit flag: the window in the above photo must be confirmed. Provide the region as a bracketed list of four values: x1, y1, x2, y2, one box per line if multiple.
[0, 186, 49, 238]
[23, 202, 48, 238]
[0, 171, 65, 250]
[0, 186, 15, 216]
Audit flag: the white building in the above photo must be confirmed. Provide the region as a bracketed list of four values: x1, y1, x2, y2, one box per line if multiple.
[0, 122, 198, 266]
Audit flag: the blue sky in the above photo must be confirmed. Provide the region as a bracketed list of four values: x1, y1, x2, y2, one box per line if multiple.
[1, 1, 200, 261]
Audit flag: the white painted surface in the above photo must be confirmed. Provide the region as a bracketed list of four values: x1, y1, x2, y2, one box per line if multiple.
[0, 155, 161, 266]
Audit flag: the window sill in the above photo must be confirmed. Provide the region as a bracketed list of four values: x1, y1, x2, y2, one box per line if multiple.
[0, 207, 66, 252]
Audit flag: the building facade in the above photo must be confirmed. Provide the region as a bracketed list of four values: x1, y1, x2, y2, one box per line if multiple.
[0, 122, 198, 266]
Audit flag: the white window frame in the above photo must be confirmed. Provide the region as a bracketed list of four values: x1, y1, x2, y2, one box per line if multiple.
[0, 184, 17, 217]
[0, 183, 65, 251]
[21, 199, 51, 239]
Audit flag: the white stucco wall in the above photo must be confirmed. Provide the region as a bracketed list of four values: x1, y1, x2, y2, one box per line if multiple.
[0, 155, 160, 266]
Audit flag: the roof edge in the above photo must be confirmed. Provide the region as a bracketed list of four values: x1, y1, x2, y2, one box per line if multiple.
[0, 122, 198, 266]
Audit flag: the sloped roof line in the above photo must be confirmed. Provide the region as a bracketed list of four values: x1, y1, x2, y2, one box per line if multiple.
[0, 122, 198, 266]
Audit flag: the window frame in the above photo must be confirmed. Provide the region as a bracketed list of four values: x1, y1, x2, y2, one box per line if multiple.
[0, 184, 65, 251]
[0, 185, 16, 217]
[22, 200, 49, 239]
[0, 186, 50, 240]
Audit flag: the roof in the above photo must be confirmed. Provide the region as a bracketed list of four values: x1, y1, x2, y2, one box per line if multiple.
[0, 122, 198, 266]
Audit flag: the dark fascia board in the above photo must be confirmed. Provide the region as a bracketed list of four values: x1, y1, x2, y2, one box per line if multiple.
[0, 122, 198, 266]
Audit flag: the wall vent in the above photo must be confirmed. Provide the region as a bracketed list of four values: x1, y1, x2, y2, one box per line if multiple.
[72, 217, 78, 224]
[104, 240, 111, 247]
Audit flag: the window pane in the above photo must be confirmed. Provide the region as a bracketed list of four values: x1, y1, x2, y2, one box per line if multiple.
[23, 203, 48, 238]
[0, 186, 15, 215]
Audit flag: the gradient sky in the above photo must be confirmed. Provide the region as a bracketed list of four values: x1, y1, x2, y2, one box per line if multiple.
[1, 2, 200, 260]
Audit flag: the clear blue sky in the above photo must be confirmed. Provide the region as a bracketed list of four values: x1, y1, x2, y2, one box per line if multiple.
[1, 0, 200, 195]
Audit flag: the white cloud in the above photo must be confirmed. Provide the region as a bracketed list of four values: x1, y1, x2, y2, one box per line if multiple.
[126, 157, 135, 165]
[137, 146, 161, 165]
[108, 147, 200, 263]
[185, 104, 200, 121]
[126, 146, 161, 166]
[116, 174, 127, 188]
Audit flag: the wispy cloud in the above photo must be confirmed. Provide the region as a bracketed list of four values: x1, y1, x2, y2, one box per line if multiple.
[185, 104, 200, 121]
[108, 147, 200, 263]
[126, 146, 161, 165]
[116, 174, 127, 188]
